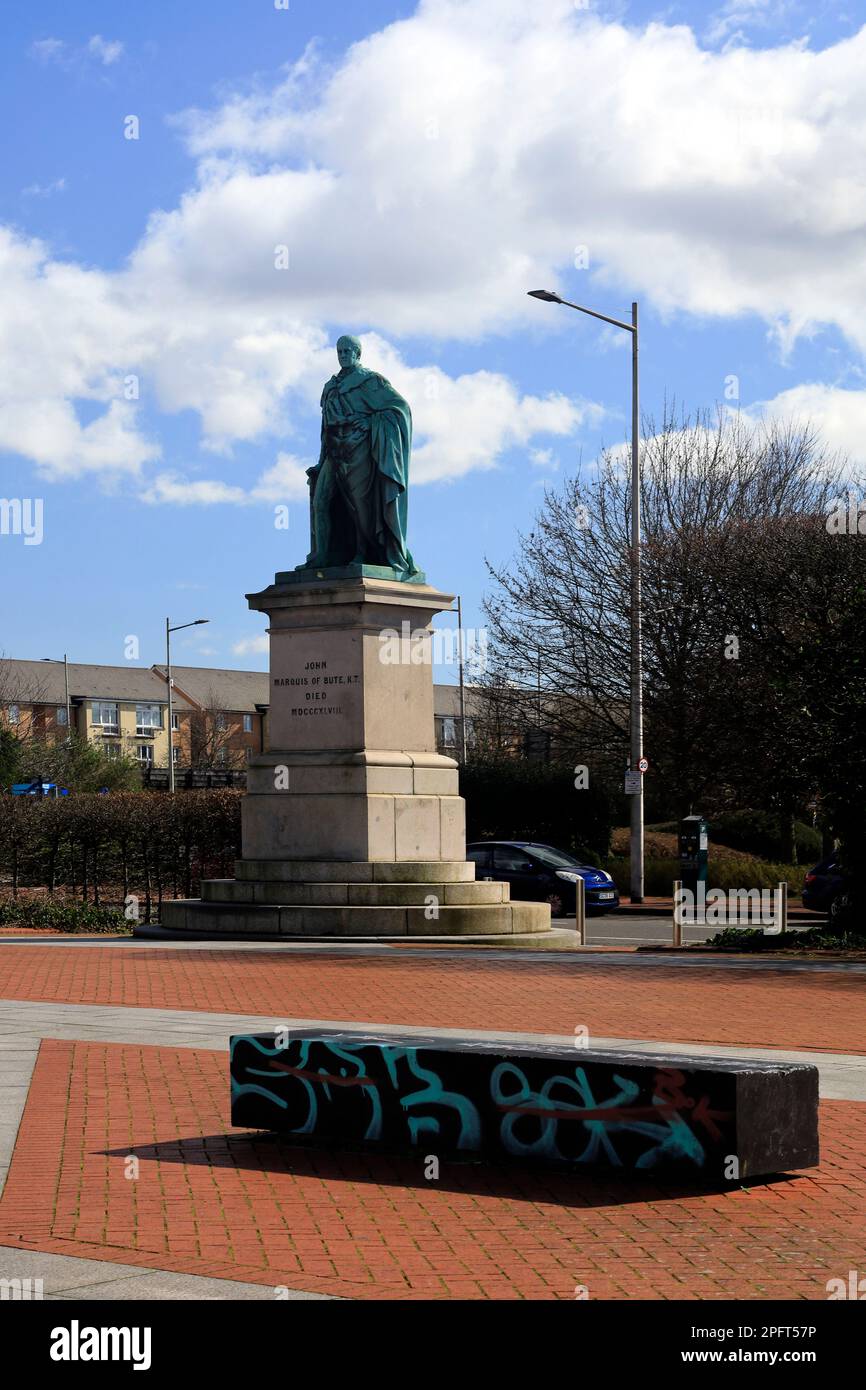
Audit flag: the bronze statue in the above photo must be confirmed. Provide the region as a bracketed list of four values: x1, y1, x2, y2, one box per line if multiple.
[300, 335, 422, 581]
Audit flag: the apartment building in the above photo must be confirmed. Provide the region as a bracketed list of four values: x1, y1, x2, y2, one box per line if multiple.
[0, 659, 191, 770]
[150, 665, 269, 769]
[1, 656, 478, 770]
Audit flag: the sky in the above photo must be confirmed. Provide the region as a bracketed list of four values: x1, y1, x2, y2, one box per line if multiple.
[1, 0, 864, 682]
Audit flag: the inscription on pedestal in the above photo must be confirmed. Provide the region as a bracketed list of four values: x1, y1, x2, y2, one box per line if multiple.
[273, 661, 361, 719]
[269, 635, 365, 749]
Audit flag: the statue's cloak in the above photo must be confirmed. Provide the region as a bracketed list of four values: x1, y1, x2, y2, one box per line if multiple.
[319, 366, 418, 576]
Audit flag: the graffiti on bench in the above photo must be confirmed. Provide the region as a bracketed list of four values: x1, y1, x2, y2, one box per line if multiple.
[230, 1035, 738, 1173]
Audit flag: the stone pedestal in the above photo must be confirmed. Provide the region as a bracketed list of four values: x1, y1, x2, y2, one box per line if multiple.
[157, 574, 552, 939]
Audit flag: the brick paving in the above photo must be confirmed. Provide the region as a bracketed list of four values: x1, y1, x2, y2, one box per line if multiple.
[0, 1039, 863, 1301]
[0, 946, 863, 1053]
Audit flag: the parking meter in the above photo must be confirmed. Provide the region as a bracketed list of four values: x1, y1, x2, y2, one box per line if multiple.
[678, 814, 708, 896]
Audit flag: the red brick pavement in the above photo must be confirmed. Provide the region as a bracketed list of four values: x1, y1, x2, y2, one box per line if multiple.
[0, 1040, 863, 1301]
[0, 946, 863, 1053]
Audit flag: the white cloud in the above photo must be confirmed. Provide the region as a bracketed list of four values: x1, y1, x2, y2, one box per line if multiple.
[162, 3, 866, 353]
[250, 452, 311, 502]
[233, 635, 269, 656]
[21, 177, 67, 198]
[530, 447, 560, 470]
[8, 1, 866, 499]
[744, 383, 866, 468]
[30, 38, 66, 64]
[705, 0, 795, 47]
[87, 35, 124, 66]
[139, 473, 246, 505]
[30, 35, 124, 69]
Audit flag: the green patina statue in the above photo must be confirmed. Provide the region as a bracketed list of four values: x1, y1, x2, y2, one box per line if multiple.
[298, 335, 423, 583]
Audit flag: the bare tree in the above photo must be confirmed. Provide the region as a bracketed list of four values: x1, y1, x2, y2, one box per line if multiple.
[480, 405, 849, 816]
[187, 687, 246, 772]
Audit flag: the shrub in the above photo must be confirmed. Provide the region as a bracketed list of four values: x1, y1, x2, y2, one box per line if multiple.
[708, 809, 821, 865]
[707, 922, 866, 952]
[10, 731, 140, 793]
[461, 759, 612, 858]
[0, 897, 130, 933]
[601, 856, 806, 896]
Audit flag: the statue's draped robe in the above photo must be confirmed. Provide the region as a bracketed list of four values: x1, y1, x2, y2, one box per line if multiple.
[305, 366, 418, 578]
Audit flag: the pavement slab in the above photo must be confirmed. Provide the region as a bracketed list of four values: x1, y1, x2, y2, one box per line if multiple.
[0, 942, 862, 1301]
[0, 1038, 862, 1302]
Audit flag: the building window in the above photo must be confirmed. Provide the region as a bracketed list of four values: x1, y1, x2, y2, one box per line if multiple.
[171, 713, 179, 730]
[136, 704, 162, 735]
[136, 744, 154, 766]
[8, 704, 20, 725]
[172, 746, 181, 766]
[104, 744, 121, 761]
[92, 701, 119, 732]
[436, 715, 458, 750]
[243, 714, 253, 734]
[215, 712, 226, 731]
[56, 706, 68, 726]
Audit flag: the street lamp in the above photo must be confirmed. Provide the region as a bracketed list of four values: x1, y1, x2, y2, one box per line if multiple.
[527, 288, 645, 903]
[41, 654, 72, 743]
[166, 618, 209, 792]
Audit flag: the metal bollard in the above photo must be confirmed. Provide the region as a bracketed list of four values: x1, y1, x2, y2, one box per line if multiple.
[575, 874, 586, 945]
[672, 879, 683, 947]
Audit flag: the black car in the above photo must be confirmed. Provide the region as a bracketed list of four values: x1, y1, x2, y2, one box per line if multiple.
[802, 855, 848, 918]
[466, 840, 619, 917]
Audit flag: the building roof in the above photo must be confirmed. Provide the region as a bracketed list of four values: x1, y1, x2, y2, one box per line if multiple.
[0, 660, 192, 708]
[151, 665, 269, 714]
[431, 683, 486, 717]
[2, 657, 476, 719]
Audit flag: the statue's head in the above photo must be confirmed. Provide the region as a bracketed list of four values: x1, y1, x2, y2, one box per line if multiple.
[336, 335, 362, 371]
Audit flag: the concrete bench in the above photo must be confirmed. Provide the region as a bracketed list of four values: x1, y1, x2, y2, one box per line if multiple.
[230, 1031, 819, 1181]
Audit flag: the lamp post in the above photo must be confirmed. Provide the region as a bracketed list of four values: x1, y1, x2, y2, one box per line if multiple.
[456, 594, 467, 764]
[527, 289, 644, 902]
[41, 654, 72, 743]
[166, 618, 209, 792]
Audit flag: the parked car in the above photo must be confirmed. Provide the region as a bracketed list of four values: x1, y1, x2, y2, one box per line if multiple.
[802, 855, 848, 919]
[466, 840, 619, 917]
[10, 781, 69, 797]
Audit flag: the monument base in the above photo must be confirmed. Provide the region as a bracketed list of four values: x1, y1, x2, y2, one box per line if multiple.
[156, 572, 553, 940]
[158, 860, 551, 938]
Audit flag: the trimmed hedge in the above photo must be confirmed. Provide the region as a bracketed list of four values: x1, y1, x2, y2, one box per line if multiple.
[0, 789, 242, 923]
[0, 898, 130, 933]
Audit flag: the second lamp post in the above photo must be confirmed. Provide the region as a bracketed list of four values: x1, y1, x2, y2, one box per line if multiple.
[527, 289, 644, 903]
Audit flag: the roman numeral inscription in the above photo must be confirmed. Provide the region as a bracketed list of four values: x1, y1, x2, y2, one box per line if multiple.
[274, 662, 360, 716]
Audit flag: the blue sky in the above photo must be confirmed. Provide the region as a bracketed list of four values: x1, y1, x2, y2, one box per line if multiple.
[1, 0, 864, 680]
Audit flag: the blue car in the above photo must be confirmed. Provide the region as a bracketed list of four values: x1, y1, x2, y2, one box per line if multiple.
[466, 840, 620, 917]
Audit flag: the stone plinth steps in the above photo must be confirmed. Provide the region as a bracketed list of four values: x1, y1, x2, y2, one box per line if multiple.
[159, 859, 550, 939]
